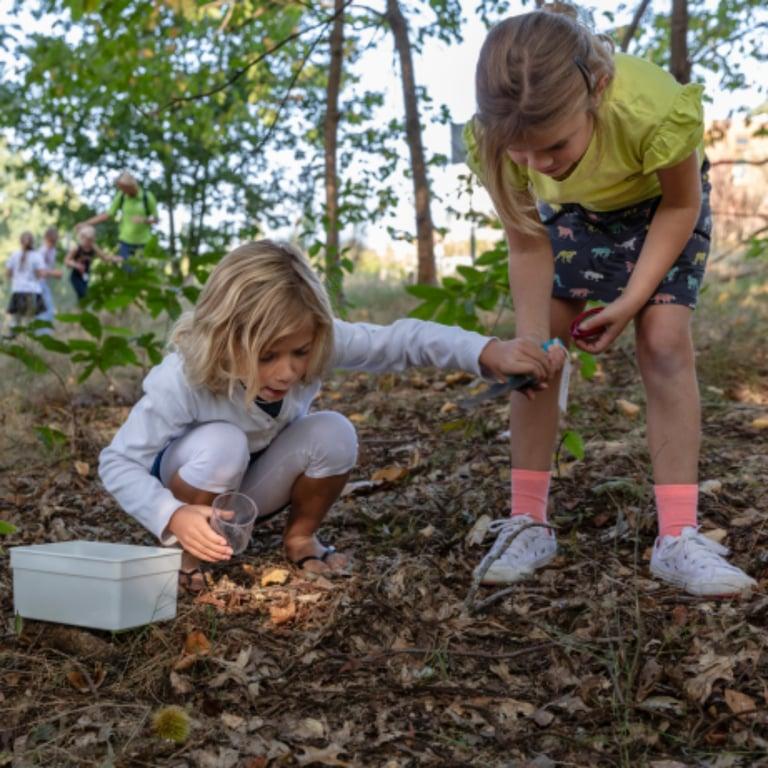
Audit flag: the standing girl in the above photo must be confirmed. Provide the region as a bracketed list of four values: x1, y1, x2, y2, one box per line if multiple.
[466, 5, 754, 596]
[99, 240, 563, 587]
[36, 226, 61, 326]
[5, 232, 60, 336]
[64, 225, 117, 300]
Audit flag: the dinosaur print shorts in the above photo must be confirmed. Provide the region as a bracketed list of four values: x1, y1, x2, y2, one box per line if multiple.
[537, 162, 712, 309]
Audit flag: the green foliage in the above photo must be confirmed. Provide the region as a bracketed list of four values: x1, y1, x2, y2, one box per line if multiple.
[406, 240, 510, 332]
[0, 521, 18, 535]
[562, 429, 585, 461]
[34, 425, 69, 451]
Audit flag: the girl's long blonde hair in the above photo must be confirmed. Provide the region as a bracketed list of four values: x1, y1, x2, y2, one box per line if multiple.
[171, 240, 335, 402]
[474, 3, 615, 235]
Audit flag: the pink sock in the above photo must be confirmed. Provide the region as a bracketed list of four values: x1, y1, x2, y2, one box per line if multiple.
[655, 484, 698, 538]
[511, 469, 551, 524]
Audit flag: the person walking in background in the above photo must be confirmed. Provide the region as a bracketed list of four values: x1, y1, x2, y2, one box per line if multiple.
[36, 226, 61, 328]
[5, 231, 61, 336]
[465, 3, 755, 596]
[64, 225, 119, 300]
[78, 171, 158, 260]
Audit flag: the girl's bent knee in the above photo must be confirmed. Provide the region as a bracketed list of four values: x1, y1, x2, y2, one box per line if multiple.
[302, 411, 358, 476]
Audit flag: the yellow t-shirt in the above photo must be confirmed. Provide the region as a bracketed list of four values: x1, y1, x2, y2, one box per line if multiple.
[465, 53, 704, 212]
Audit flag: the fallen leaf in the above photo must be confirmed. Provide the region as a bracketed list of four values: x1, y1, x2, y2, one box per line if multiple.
[750, 416, 768, 430]
[66, 663, 106, 693]
[637, 696, 687, 715]
[347, 412, 368, 424]
[703, 528, 728, 544]
[671, 605, 688, 626]
[418, 524, 435, 538]
[636, 658, 663, 702]
[270, 600, 297, 625]
[260, 568, 290, 587]
[699, 479, 723, 495]
[465, 514, 492, 546]
[724, 688, 756, 716]
[616, 399, 641, 417]
[684, 652, 734, 703]
[445, 371, 473, 385]
[169, 670, 193, 695]
[371, 465, 408, 483]
[439, 401, 458, 415]
[74, 461, 90, 477]
[291, 717, 325, 739]
[532, 708, 555, 727]
[221, 712, 246, 730]
[184, 630, 211, 656]
[295, 743, 351, 767]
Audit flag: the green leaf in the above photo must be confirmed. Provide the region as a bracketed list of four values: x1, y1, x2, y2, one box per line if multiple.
[0, 521, 18, 535]
[406, 284, 448, 301]
[34, 426, 68, 450]
[1, 344, 49, 373]
[562, 430, 585, 460]
[577, 350, 597, 380]
[34, 335, 71, 354]
[79, 311, 103, 339]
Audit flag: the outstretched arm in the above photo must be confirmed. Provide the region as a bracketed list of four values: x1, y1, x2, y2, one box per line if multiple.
[77, 212, 111, 229]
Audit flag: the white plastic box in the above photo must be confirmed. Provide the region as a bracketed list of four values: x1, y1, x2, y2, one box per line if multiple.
[10, 541, 182, 631]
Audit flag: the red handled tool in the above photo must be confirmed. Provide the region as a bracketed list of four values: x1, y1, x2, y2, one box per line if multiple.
[570, 306, 606, 343]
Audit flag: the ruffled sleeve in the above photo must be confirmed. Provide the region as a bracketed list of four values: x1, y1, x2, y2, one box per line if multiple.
[642, 83, 704, 174]
[463, 118, 529, 191]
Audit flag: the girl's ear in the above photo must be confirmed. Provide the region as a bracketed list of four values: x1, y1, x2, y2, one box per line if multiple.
[592, 74, 610, 104]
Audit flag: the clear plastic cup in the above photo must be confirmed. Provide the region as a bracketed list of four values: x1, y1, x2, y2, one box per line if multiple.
[210, 492, 258, 555]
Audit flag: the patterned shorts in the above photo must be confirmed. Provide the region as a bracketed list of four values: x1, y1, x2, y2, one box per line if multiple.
[537, 162, 712, 308]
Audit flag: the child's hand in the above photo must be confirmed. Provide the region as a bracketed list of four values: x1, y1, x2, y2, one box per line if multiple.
[480, 338, 554, 385]
[167, 505, 233, 562]
[572, 300, 634, 354]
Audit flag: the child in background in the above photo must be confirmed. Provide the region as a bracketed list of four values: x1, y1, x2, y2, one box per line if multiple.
[64, 225, 118, 300]
[36, 226, 61, 326]
[5, 232, 61, 336]
[465, 4, 755, 596]
[99, 240, 565, 588]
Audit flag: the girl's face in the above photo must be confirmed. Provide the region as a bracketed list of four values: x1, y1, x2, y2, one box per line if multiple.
[506, 109, 594, 181]
[256, 322, 316, 401]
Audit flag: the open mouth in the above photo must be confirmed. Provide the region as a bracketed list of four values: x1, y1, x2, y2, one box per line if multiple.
[260, 386, 287, 401]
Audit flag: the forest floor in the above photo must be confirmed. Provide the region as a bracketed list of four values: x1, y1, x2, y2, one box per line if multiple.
[1, 270, 767, 768]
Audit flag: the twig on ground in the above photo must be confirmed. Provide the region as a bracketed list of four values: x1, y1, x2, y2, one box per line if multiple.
[463, 521, 557, 614]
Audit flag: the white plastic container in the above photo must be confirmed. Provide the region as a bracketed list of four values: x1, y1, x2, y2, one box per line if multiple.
[10, 541, 182, 631]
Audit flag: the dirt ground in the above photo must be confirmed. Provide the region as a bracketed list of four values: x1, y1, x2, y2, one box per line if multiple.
[1, 283, 768, 767]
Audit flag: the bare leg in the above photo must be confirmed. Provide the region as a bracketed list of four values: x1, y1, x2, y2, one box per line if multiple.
[509, 298, 584, 469]
[283, 472, 351, 574]
[634, 305, 700, 484]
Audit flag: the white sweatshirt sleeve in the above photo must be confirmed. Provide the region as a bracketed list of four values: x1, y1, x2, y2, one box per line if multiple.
[98, 356, 198, 543]
[330, 318, 492, 375]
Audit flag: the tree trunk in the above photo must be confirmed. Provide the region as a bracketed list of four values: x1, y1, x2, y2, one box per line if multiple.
[670, 0, 691, 83]
[386, 0, 436, 285]
[323, 0, 344, 307]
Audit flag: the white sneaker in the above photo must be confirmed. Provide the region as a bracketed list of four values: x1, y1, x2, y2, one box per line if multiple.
[650, 527, 757, 597]
[475, 515, 557, 585]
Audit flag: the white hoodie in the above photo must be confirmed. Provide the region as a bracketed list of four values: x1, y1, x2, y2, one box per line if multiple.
[99, 318, 492, 541]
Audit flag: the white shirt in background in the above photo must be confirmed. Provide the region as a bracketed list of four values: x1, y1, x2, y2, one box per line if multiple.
[6, 250, 45, 294]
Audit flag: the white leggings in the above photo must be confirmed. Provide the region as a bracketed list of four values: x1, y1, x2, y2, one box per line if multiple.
[157, 411, 358, 517]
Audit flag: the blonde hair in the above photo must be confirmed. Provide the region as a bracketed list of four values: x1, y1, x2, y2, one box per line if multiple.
[115, 171, 139, 195]
[474, 4, 614, 235]
[78, 225, 96, 245]
[171, 240, 335, 402]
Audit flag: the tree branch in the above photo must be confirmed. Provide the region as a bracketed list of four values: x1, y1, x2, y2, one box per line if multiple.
[620, 0, 652, 52]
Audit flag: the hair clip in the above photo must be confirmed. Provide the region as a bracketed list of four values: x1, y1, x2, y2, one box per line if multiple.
[574, 57, 593, 94]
